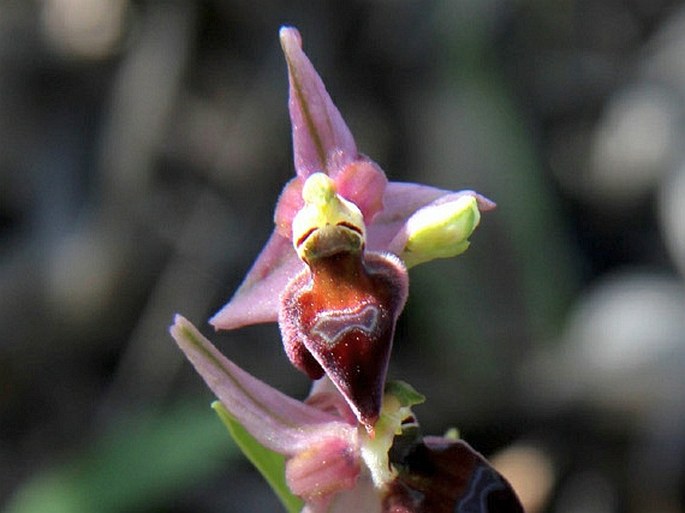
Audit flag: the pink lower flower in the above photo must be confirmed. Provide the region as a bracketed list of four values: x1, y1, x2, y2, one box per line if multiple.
[170, 316, 523, 512]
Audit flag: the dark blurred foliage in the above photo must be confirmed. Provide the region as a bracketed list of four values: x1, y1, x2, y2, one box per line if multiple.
[2, 1, 685, 512]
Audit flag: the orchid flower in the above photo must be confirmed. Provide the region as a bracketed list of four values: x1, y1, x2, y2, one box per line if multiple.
[169, 26, 523, 512]
[210, 26, 494, 333]
[171, 316, 523, 513]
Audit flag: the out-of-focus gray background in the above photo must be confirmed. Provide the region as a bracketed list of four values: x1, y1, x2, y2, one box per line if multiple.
[2, 1, 685, 512]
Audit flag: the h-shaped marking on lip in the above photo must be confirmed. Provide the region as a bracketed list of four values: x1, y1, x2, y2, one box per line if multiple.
[311, 304, 380, 348]
[456, 464, 507, 512]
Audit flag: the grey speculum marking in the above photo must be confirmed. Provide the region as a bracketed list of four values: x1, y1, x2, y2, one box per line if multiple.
[456, 464, 506, 512]
[311, 303, 380, 348]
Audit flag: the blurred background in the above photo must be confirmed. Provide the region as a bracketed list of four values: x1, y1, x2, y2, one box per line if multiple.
[1, 1, 685, 512]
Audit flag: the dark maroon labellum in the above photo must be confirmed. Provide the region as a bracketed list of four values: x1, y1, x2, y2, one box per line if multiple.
[279, 249, 407, 432]
[384, 436, 525, 513]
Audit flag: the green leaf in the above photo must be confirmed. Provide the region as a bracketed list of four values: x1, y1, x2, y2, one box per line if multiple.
[212, 401, 304, 513]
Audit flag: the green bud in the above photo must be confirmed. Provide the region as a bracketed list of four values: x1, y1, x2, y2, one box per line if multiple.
[401, 195, 481, 268]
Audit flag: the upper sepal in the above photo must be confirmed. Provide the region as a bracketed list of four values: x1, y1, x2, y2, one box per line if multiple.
[280, 26, 357, 179]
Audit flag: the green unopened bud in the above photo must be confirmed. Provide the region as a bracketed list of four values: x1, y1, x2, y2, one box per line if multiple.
[400, 195, 481, 268]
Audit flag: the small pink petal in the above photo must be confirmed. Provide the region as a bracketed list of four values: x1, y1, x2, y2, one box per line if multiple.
[273, 177, 304, 238]
[171, 315, 354, 455]
[280, 26, 357, 178]
[209, 231, 303, 330]
[335, 158, 388, 224]
[366, 182, 448, 252]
